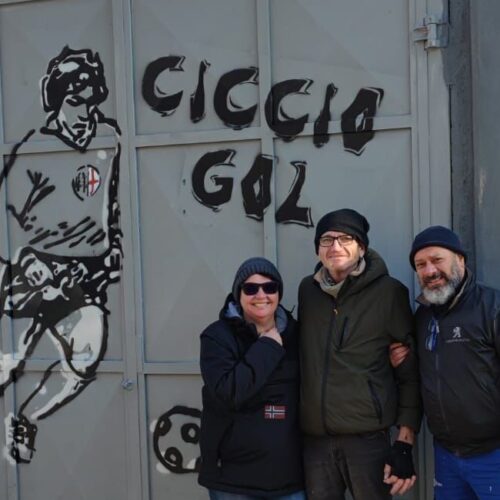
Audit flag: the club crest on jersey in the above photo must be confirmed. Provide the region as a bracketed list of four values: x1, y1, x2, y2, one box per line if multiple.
[72, 165, 101, 200]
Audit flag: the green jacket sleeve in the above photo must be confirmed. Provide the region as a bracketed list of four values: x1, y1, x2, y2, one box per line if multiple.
[387, 283, 422, 432]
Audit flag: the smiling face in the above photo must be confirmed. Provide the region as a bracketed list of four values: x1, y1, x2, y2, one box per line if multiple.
[239, 273, 279, 326]
[318, 230, 365, 282]
[414, 246, 465, 304]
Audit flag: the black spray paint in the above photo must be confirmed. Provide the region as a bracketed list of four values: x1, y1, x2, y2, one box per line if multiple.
[275, 161, 313, 227]
[191, 149, 236, 211]
[213, 67, 259, 130]
[240, 154, 273, 221]
[313, 83, 338, 148]
[265, 79, 313, 141]
[140, 57, 386, 157]
[0, 47, 122, 465]
[191, 150, 312, 226]
[341, 87, 384, 155]
[153, 406, 201, 474]
[7, 170, 55, 231]
[190, 60, 210, 123]
[39, 46, 118, 152]
[142, 55, 185, 117]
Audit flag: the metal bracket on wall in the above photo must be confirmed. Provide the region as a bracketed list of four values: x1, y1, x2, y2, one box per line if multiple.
[413, 15, 448, 49]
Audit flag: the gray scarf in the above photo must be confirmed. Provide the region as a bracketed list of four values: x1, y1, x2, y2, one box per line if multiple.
[314, 257, 366, 298]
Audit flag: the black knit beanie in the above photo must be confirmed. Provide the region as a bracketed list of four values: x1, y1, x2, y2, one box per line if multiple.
[409, 225, 467, 269]
[314, 208, 370, 253]
[231, 257, 283, 303]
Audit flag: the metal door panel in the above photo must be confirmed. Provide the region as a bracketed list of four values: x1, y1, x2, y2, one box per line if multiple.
[270, 0, 411, 119]
[146, 374, 205, 500]
[15, 373, 128, 500]
[276, 130, 414, 309]
[138, 141, 264, 362]
[0, 0, 116, 144]
[132, 0, 260, 135]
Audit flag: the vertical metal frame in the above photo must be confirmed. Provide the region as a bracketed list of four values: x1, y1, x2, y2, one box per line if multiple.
[410, 0, 451, 498]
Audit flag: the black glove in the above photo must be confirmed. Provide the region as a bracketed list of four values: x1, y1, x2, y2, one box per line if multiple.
[386, 440, 415, 478]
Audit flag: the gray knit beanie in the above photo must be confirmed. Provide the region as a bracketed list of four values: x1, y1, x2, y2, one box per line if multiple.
[231, 257, 283, 302]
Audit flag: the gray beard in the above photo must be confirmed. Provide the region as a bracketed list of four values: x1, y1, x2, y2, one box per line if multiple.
[421, 264, 462, 305]
[422, 281, 457, 305]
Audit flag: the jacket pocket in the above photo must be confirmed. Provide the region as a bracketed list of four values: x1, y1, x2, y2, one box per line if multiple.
[218, 412, 266, 463]
[367, 380, 383, 424]
[335, 318, 349, 350]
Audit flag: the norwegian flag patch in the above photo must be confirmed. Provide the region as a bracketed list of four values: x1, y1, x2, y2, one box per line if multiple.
[264, 405, 286, 420]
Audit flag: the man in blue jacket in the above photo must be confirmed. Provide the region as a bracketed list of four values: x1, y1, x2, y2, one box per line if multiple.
[393, 226, 500, 499]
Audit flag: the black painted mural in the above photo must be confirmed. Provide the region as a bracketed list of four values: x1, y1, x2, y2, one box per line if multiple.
[140, 56, 384, 227]
[152, 406, 201, 474]
[0, 47, 122, 464]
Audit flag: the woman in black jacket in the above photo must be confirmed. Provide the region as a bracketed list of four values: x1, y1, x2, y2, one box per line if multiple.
[198, 257, 305, 500]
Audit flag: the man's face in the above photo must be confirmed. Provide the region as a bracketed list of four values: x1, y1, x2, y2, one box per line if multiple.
[414, 246, 465, 304]
[318, 230, 364, 280]
[57, 92, 96, 149]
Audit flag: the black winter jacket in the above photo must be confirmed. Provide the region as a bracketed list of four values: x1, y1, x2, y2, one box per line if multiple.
[416, 271, 500, 456]
[198, 296, 303, 496]
[299, 249, 421, 435]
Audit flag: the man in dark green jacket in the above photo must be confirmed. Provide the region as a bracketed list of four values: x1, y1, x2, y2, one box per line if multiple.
[299, 208, 421, 499]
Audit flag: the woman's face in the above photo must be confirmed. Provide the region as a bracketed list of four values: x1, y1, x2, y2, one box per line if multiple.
[239, 273, 279, 325]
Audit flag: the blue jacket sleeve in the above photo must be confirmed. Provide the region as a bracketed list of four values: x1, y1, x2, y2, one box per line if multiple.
[200, 327, 285, 411]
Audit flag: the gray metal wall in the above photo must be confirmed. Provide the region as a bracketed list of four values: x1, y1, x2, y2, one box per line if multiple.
[0, 0, 452, 499]
[470, 1, 500, 289]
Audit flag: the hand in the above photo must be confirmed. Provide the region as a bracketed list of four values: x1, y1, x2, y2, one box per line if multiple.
[383, 440, 416, 496]
[261, 327, 282, 346]
[383, 464, 416, 495]
[389, 342, 410, 368]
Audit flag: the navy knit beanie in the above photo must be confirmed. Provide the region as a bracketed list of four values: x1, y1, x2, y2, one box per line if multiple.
[231, 257, 283, 302]
[409, 225, 467, 269]
[314, 208, 370, 253]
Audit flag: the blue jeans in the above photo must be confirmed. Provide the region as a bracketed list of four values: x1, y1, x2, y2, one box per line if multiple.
[208, 489, 306, 500]
[434, 442, 500, 499]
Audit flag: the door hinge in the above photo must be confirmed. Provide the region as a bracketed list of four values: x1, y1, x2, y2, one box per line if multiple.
[413, 15, 448, 49]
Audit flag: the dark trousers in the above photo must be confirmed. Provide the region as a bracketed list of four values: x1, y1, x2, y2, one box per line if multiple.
[303, 432, 392, 500]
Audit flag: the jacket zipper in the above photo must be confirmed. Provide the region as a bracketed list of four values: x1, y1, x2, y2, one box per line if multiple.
[434, 336, 452, 436]
[320, 302, 338, 433]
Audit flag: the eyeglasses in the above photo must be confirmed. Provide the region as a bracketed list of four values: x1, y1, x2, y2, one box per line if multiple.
[241, 281, 279, 296]
[425, 317, 440, 352]
[318, 235, 355, 247]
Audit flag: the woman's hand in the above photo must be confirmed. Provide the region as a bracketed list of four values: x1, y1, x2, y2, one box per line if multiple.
[261, 327, 283, 346]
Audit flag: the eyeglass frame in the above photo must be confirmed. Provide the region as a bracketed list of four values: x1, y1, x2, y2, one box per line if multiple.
[318, 234, 356, 247]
